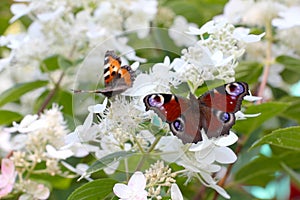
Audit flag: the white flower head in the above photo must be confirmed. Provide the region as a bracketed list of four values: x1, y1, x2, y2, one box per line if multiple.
[113, 171, 148, 200]
[272, 6, 300, 29]
[123, 56, 178, 96]
[169, 16, 198, 47]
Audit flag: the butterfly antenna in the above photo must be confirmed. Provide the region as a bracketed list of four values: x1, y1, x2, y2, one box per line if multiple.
[71, 89, 103, 94]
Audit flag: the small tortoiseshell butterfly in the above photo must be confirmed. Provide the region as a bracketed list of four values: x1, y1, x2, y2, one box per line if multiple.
[73, 50, 135, 97]
[143, 82, 249, 144]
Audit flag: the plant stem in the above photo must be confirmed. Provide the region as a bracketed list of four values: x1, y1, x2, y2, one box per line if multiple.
[37, 71, 64, 114]
[135, 135, 162, 171]
[257, 20, 273, 103]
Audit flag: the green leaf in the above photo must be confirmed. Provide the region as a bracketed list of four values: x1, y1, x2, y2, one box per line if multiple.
[0, 110, 23, 125]
[67, 178, 117, 200]
[85, 151, 135, 176]
[34, 89, 73, 115]
[281, 162, 300, 188]
[279, 97, 300, 124]
[235, 155, 280, 186]
[234, 102, 289, 135]
[251, 126, 300, 151]
[276, 55, 300, 84]
[58, 56, 73, 69]
[235, 151, 300, 186]
[41, 55, 60, 72]
[0, 80, 48, 108]
[235, 62, 263, 84]
[164, 0, 226, 25]
[276, 55, 300, 68]
[30, 174, 72, 190]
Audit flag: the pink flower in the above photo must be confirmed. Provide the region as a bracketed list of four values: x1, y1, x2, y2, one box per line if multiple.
[0, 158, 16, 198]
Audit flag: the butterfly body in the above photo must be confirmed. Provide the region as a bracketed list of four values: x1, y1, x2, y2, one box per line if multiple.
[143, 82, 249, 143]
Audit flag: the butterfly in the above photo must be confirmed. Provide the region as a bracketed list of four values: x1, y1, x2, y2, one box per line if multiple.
[72, 50, 135, 97]
[143, 82, 249, 144]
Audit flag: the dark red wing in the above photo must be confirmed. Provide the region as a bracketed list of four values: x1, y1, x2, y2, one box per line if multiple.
[199, 82, 249, 113]
[144, 94, 183, 122]
[143, 94, 202, 143]
[200, 106, 235, 138]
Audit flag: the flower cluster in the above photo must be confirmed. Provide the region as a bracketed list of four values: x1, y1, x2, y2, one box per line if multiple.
[172, 20, 264, 92]
[0, 0, 158, 116]
[0, 104, 70, 199]
[0, 0, 157, 69]
[113, 163, 182, 200]
[217, 0, 300, 89]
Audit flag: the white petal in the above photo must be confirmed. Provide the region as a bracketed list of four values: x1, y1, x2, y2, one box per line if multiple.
[46, 145, 73, 159]
[214, 146, 237, 164]
[128, 171, 146, 190]
[186, 26, 203, 35]
[164, 56, 170, 66]
[113, 184, 131, 198]
[244, 95, 262, 101]
[235, 111, 261, 120]
[9, 3, 30, 23]
[195, 149, 215, 164]
[210, 184, 230, 199]
[33, 184, 50, 199]
[130, 62, 140, 71]
[214, 131, 238, 147]
[171, 184, 183, 200]
[88, 98, 108, 113]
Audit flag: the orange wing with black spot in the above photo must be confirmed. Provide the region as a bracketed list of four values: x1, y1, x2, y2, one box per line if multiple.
[72, 50, 135, 97]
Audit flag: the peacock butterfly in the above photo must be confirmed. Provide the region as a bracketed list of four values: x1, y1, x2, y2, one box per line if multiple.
[72, 50, 135, 97]
[143, 82, 249, 144]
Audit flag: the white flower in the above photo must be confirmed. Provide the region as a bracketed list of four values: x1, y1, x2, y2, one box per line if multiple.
[123, 56, 177, 96]
[189, 131, 238, 164]
[5, 114, 44, 133]
[173, 20, 264, 92]
[214, 0, 254, 24]
[241, 1, 286, 26]
[113, 171, 148, 200]
[124, 0, 158, 38]
[45, 144, 74, 160]
[169, 16, 198, 46]
[156, 131, 237, 198]
[171, 184, 183, 200]
[233, 27, 265, 43]
[18, 181, 50, 200]
[272, 6, 300, 29]
[61, 162, 92, 181]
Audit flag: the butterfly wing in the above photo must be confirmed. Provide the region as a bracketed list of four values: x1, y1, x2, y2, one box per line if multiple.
[199, 82, 249, 138]
[101, 51, 135, 97]
[144, 93, 202, 143]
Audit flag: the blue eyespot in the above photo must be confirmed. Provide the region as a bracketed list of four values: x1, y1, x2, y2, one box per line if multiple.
[221, 112, 230, 123]
[173, 119, 184, 132]
[148, 95, 163, 107]
[226, 83, 244, 96]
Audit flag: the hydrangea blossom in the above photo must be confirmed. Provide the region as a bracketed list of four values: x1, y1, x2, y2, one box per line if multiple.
[172, 19, 264, 92]
[113, 171, 148, 200]
[2, 104, 71, 198]
[156, 131, 238, 199]
[0, 159, 16, 198]
[168, 16, 198, 47]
